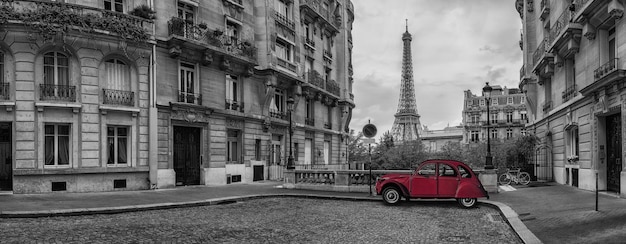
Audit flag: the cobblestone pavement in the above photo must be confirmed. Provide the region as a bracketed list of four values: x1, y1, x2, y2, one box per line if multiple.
[0, 197, 521, 243]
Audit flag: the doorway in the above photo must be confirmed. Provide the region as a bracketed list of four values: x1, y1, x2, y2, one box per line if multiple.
[606, 113, 621, 193]
[0, 123, 11, 191]
[173, 126, 201, 186]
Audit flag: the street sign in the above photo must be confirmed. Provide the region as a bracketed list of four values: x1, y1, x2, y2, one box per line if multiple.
[362, 124, 377, 138]
[362, 138, 375, 144]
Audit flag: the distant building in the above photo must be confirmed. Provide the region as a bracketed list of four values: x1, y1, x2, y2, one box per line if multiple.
[421, 125, 463, 152]
[462, 86, 528, 145]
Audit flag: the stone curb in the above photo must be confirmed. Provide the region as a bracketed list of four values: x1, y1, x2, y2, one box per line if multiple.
[0, 195, 540, 244]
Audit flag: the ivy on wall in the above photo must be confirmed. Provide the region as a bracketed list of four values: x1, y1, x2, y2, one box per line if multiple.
[0, 3, 151, 43]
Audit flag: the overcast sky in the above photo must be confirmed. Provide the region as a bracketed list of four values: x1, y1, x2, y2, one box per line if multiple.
[349, 0, 523, 137]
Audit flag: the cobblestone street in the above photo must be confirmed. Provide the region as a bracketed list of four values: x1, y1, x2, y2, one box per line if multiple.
[0, 197, 520, 243]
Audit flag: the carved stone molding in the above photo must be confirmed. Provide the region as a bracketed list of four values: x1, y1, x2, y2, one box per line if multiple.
[170, 103, 212, 123]
[202, 50, 213, 66]
[226, 119, 244, 129]
[169, 45, 181, 58]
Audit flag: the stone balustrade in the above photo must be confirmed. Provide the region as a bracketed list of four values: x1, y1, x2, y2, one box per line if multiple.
[285, 169, 412, 194]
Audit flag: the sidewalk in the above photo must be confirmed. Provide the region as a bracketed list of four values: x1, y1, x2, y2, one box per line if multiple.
[1, 181, 625, 243]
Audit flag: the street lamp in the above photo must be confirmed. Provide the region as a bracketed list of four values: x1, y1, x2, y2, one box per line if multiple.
[287, 97, 295, 170]
[483, 82, 494, 170]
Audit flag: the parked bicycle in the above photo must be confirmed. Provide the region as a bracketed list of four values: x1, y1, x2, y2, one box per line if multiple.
[498, 168, 531, 185]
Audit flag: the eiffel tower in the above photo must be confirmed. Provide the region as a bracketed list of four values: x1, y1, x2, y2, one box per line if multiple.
[390, 20, 422, 143]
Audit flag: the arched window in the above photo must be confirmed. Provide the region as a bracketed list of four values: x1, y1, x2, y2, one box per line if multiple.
[43, 52, 69, 85]
[104, 59, 130, 91]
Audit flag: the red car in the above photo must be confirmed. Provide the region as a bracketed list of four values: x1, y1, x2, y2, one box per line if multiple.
[375, 159, 489, 208]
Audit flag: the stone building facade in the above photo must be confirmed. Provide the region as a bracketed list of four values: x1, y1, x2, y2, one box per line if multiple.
[462, 86, 529, 145]
[516, 0, 626, 196]
[0, 0, 355, 193]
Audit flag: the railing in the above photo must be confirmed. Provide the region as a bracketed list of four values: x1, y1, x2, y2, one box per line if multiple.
[573, 0, 592, 17]
[323, 49, 333, 59]
[305, 117, 315, 126]
[548, 8, 574, 45]
[594, 58, 618, 80]
[276, 58, 297, 73]
[532, 39, 548, 68]
[40, 84, 76, 102]
[294, 164, 348, 170]
[0, 0, 152, 41]
[540, 0, 550, 20]
[562, 84, 577, 102]
[177, 90, 202, 105]
[326, 80, 340, 96]
[225, 99, 244, 112]
[306, 70, 325, 88]
[0, 83, 9, 100]
[294, 169, 413, 187]
[305, 37, 316, 48]
[103, 89, 134, 106]
[168, 17, 257, 61]
[269, 109, 286, 120]
[520, 64, 525, 80]
[273, 10, 295, 30]
[542, 100, 552, 112]
[300, 0, 333, 24]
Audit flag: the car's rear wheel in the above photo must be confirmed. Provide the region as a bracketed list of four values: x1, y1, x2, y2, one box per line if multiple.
[382, 187, 402, 205]
[457, 198, 477, 208]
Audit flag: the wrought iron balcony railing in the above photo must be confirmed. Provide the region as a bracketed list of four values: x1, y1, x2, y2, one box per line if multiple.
[305, 117, 315, 126]
[533, 39, 548, 68]
[276, 58, 297, 73]
[542, 101, 553, 112]
[305, 37, 316, 48]
[177, 90, 202, 105]
[269, 109, 286, 120]
[273, 10, 295, 30]
[323, 49, 333, 59]
[306, 70, 325, 88]
[0, 83, 9, 100]
[562, 84, 578, 102]
[40, 84, 76, 102]
[103, 89, 134, 106]
[594, 58, 619, 80]
[167, 17, 257, 61]
[548, 8, 578, 46]
[326, 80, 340, 96]
[225, 99, 244, 112]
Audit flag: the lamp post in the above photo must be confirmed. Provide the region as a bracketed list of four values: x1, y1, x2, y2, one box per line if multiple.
[287, 97, 295, 170]
[483, 82, 494, 170]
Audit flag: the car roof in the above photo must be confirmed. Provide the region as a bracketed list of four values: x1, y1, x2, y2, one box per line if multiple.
[420, 159, 468, 166]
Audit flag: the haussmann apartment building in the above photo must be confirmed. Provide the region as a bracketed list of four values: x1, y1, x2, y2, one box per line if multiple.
[0, 0, 355, 194]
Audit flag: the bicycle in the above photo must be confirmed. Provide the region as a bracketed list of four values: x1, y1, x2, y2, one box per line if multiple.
[498, 168, 531, 185]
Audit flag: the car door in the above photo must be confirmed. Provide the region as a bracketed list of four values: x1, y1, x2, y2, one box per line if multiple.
[410, 162, 437, 197]
[437, 163, 459, 197]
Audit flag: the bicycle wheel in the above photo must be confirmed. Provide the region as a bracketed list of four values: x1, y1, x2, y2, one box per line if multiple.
[518, 172, 531, 185]
[499, 174, 511, 185]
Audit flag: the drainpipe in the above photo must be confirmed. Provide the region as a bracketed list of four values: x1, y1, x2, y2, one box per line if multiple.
[148, 0, 158, 189]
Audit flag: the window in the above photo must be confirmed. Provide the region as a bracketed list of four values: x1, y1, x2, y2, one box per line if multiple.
[305, 58, 314, 73]
[226, 74, 239, 109]
[439, 164, 457, 177]
[325, 105, 332, 129]
[506, 111, 513, 123]
[521, 96, 526, 104]
[567, 127, 579, 160]
[323, 139, 330, 164]
[521, 128, 527, 136]
[507, 97, 513, 104]
[227, 130, 241, 164]
[44, 52, 69, 86]
[178, 1, 195, 23]
[294, 143, 299, 163]
[325, 68, 332, 83]
[471, 114, 480, 123]
[44, 124, 70, 166]
[457, 165, 471, 178]
[418, 163, 436, 176]
[107, 126, 128, 165]
[305, 98, 314, 125]
[491, 98, 498, 105]
[179, 62, 198, 104]
[490, 113, 498, 124]
[304, 138, 313, 164]
[104, 0, 123, 13]
[275, 38, 293, 62]
[521, 111, 528, 121]
[470, 130, 479, 142]
[491, 129, 498, 139]
[226, 21, 240, 45]
[274, 0, 291, 20]
[254, 139, 262, 161]
[270, 89, 285, 113]
[105, 59, 130, 91]
[0, 52, 4, 83]
[480, 100, 485, 106]
[506, 128, 513, 139]
[305, 23, 312, 41]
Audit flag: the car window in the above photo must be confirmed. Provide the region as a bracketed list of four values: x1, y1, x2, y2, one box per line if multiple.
[439, 164, 457, 177]
[418, 163, 436, 176]
[458, 165, 471, 178]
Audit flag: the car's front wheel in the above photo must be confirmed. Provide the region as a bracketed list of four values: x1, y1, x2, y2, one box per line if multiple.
[382, 187, 402, 205]
[457, 198, 477, 208]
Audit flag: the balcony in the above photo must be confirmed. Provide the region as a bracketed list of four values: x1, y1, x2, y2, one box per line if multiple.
[323, 49, 333, 60]
[269, 109, 286, 120]
[562, 84, 578, 102]
[276, 58, 297, 73]
[548, 9, 582, 58]
[0, 83, 9, 100]
[305, 117, 315, 126]
[542, 101, 552, 112]
[300, 0, 339, 35]
[326, 80, 340, 96]
[532, 39, 554, 78]
[40, 84, 76, 102]
[581, 58, 626, 97]
[177, 91, 202, 105]
[225, 99, 244, 112]
[167, 17, 257, 63]
[540, 0, 550, 21]
[274, 10, 295, 31]
[305, 70, 325, 89]
[304, 37, 316, 49]
[0, 0, 152, 43]
[103, 89, 134, 106]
